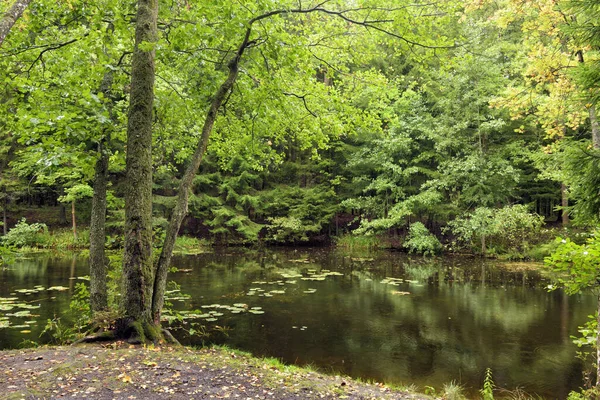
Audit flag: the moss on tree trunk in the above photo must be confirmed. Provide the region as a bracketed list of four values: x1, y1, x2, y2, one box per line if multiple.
[89, 147, 108, 312]
[121, 0, 158, 328]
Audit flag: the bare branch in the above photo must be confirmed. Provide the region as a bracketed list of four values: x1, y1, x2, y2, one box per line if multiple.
[27, 38, 82, 72]
[283, 92, 318, 117]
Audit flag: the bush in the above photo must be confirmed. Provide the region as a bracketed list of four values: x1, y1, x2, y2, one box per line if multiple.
[447, 205, 543, 255]
[403, 222, 441, 256]
[2, 218, 48, 248]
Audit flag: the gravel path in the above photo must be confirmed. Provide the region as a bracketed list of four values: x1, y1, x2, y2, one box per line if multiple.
[0, 344, 429, 399]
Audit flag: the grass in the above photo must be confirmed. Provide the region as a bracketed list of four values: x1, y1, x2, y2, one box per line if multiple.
[334, 233, 385, 250]
[442, 381, 466, 400]
[173, 235, 212, 255]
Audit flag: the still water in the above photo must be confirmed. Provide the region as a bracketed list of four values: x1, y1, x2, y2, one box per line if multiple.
[0, 248, 594, 398]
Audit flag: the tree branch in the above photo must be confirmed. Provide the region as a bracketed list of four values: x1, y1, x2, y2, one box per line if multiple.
[27, 38, 81, 72]
[283, 92, 318, 117]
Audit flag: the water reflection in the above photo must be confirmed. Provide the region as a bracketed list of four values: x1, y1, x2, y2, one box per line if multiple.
[0, 249, 594, 398]
[171, 249, 592, 398]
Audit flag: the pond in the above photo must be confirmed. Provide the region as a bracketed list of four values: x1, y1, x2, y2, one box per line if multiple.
[0, 248, 594, 398]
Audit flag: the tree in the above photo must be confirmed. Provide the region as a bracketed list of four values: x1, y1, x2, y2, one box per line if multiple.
[120, 0, 158, 339]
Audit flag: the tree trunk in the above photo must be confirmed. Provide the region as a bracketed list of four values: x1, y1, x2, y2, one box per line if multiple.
[151, 22, 254, 323]
[71, 200, 77, 241]
[121, 0, 158, 330]
[591, 104, 599, 150]
[481, 234, 486, 256]
[561, 183, 569, 226]
[89, 147, 109, 312]
[577, 51, 600, 150]
[3, 198, 7, 236]
[0, 0, 31, 47]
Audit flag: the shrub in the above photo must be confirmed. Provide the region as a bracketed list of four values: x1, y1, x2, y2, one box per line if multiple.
[447, 205, 543, 255]
[2, 218, 48, 248]
[403, 222, 441, 256]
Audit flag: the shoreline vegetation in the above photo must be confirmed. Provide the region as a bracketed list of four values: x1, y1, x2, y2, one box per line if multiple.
[0, 217, 587, 262]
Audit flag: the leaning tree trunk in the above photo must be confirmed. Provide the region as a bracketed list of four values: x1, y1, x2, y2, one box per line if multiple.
[89, 146, 109, 312]
[121, 0, 158, 337]
[0, 0, 31, 47]
[151, 23, 255, 323]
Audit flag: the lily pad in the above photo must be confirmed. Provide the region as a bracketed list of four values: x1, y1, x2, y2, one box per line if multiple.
[209, 312, 224, 317]
[249, 310, 264, 315]
[47, 286, 69, 291]
[18, 304, 41, 309]
[7, 310, 32, 317]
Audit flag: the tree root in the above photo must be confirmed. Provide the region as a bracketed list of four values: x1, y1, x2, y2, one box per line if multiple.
[161, 328, 181, 346]
[71, 318, 178, 346]
[72, 329, 116, 345]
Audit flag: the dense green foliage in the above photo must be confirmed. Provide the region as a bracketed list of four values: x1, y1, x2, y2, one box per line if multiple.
[0, 1, 596, 253]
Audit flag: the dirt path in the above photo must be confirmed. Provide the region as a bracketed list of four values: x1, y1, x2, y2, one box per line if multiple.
[0, 344, 429, 399]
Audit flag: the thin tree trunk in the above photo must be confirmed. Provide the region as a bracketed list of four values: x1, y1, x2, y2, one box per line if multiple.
[561, 183, 569, 226]
[71, 200, 77, 241]
[121, 0, 157, 325]
[591, 104, 599, 150]
[3, 198, 7, 236]
[89, 147, 109, 312]
[481, 234, 486, 256]
[88, 65, 116, 314]
[0, 0, 31, 47]
[577, 51, 600, 150]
